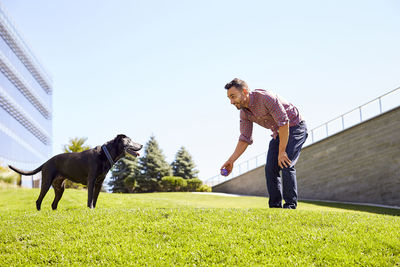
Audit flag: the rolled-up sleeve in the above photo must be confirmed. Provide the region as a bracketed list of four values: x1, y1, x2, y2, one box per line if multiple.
[239, 111, 253, 145]
[263, 94, 289, 127]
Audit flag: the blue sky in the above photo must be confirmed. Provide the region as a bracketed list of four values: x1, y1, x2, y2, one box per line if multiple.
[2, 0, 400, 181]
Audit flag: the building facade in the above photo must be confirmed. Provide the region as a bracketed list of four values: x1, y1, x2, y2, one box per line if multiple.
[0, 3, 53, 187]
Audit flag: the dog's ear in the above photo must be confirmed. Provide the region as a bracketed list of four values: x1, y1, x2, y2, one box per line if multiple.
[116, 134, 127, 140]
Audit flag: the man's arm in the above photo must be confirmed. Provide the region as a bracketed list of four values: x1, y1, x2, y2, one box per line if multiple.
[221, 111, 253, 175]
[278, 123, 291, 168]
[221, 141, 249, 175]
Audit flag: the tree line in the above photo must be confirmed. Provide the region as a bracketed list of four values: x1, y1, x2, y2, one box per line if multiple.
[108, 135, 209, 193]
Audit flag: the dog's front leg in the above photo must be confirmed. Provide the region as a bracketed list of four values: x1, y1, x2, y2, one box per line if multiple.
[93, 175, 105, 208]
[92, 182, 103, 208]
[87, 174, 96, 209]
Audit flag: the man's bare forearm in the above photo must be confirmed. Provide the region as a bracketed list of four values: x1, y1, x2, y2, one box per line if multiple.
[229, 141, 249, 163]
[278, 123, 289, 153]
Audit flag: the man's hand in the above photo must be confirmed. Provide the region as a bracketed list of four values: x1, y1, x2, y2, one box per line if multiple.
[220, 141, 248, 176]
[220, 160, 234, 176]
[278, 151, 291, 169]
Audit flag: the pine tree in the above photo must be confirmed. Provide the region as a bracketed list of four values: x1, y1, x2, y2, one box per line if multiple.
[108, 156, 139, 193]
[138, 135, 172, 180]
[171, 146, 199, 179]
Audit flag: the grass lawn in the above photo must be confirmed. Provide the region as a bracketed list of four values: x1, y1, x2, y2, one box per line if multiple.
[0, 188, 399, 266]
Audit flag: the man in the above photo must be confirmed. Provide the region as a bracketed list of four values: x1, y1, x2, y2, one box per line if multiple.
[221, 78, 308, 209]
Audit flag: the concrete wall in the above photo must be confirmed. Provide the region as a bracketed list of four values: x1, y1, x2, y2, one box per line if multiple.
[213, 107, 400, 207]
[213, 165, 267, 197]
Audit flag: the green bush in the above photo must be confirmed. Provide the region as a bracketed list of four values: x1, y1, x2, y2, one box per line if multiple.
[135, 178, 161, 193]
[0, 166, 20, 185]
[196, 184, 212, 192]
[64, 180, 86, 190]
[186, 178, 203, 192]
[0, 174, 14, 184]
[160, 176, 187, 192]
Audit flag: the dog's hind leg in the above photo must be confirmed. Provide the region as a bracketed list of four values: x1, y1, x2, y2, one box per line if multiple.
[51, 177, 66, 210]
[36, 169, 55, 211]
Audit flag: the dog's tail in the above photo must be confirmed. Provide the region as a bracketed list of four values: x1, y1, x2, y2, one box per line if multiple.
[8, 164, 43, 175]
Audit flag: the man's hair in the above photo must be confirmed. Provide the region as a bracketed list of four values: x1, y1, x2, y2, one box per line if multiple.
[224, 78, 249, 91]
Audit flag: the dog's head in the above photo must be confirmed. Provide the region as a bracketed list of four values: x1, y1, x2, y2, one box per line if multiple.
[115, 134, 143, 157]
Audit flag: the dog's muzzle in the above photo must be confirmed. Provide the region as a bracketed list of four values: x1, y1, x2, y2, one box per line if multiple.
[125, 141, 142, 157]
[125, 148, 139, 157]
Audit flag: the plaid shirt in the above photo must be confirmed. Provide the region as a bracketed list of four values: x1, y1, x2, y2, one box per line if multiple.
[239, 89, 303, 144]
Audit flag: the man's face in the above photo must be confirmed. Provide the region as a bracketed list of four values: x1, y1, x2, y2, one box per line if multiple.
[227, 87, 248, 110]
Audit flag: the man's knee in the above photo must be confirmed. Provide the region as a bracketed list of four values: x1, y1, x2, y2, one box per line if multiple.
[281, 165, 295, 174]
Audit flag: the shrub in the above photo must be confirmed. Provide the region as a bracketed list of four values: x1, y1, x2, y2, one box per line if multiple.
[135, 178, 161, 193]
[186, 178, 203, 192]
[160, 176, 187, 192]
[196, 184, 212, 192]
[0, 174, 14, 184]
[124, 176, 162, 193]
[64, 180, 86, 190]
[0, 166, 20, 185]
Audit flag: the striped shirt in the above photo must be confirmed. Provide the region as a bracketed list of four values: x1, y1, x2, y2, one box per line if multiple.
[239, 89, 303, 144]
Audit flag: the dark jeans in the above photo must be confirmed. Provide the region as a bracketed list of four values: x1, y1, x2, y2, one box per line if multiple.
[265, 121, 308, 209]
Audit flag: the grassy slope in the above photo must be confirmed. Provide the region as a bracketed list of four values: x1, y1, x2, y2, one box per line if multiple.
[0, 188, 399, 266]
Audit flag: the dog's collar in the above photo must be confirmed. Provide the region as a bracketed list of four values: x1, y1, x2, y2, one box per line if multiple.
[101, 145, 115, 166]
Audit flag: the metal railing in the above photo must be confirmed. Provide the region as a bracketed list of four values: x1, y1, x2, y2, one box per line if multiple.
[205, 86, 400, 187]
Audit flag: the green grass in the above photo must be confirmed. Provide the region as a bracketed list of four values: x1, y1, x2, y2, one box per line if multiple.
[0, 188, 399, 266]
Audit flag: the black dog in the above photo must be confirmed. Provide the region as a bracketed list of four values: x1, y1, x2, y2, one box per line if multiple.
[9, 134, 142, 210]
